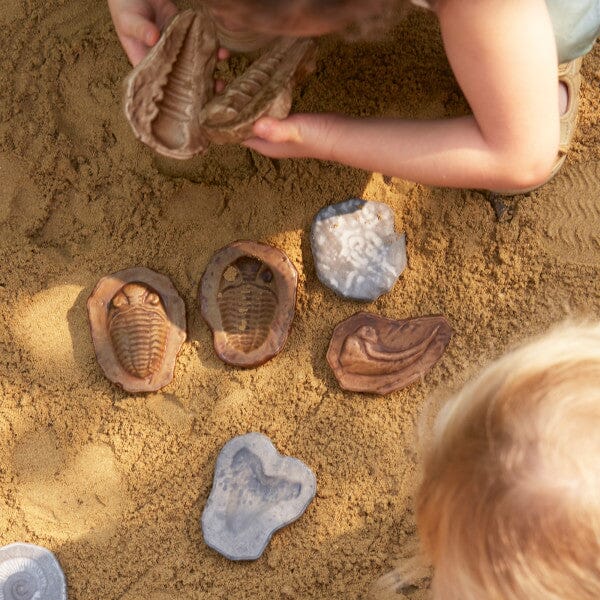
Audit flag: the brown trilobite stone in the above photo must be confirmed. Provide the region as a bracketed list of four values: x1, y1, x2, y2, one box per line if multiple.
[123, 9, 316, 158]
[123, 8, 218, 159]
[87, 267, 186, 393]
[201, 37, 316, 144]
[199, 241, 297, 367]
[327, 312, 453, 395]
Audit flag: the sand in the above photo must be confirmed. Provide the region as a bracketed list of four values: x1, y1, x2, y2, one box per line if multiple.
[0, 1, 598, 598]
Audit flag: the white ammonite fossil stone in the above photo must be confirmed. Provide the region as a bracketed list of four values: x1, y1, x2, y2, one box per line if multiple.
[0, 543, 67, 600]
[310, 198, 407, 301]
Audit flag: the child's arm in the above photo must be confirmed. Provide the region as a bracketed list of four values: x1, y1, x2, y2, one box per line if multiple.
[244, 0, 560, 191]
[108, 0, 178, 65]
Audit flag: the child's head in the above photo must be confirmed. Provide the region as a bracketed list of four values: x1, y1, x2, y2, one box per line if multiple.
[417, 322, 600, 599]
[205, 0, 402, 38]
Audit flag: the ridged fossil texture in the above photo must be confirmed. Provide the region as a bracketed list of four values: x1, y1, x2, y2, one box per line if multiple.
[0, 543, 67, 600]
[199, 241, 298, 367]
[87, 267, 187, 393]
[123, 9, 315, 158]
[124, 8, 217, 159]
[327, 312, 453, 394]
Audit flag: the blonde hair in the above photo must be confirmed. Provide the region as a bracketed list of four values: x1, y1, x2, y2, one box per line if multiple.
[415, 322, 600, 600]
[417, 325, 600, 600]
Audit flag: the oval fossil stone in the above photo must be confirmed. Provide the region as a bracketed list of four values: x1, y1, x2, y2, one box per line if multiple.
[123, 8, 218, 159]
[327, 312, 453, 394]
[87, 267, 186, 393]
[199, 241, 297, 367]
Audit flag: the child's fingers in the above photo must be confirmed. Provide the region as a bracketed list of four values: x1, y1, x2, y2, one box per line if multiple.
[252, 117, 302, 144]
[121, 35, 152, 66]
[217, 48, 230, 61]
[119, 12, 160, 46]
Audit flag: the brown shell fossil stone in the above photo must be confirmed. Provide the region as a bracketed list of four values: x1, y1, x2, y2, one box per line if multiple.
[327, 312, 453, 395]
[123, 9, 315, 157]
[199, 241, 297, 367]
[123, 8, 218, 159]
[87, 267, 186, 393]
[201, 37, 316, 144]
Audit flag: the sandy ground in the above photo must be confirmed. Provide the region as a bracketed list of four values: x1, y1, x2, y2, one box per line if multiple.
[0, 1, 599, 598]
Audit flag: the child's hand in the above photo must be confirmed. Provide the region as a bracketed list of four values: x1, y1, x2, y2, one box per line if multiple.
[243, 114, 337, 160]
[108, 0, 178, 66]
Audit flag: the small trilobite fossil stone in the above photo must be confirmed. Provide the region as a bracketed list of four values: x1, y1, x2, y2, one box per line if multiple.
[88, 267, 186, 393]
[124, 8, 218, 159]
[123, 9, 316, 158]
[108, 282, 170, 379]
[327, 312, 453, 395]
[202, 432, 316, 560]
[201, 36, 316, 143]
[199, 241, 297, 367]
[0, 543, 67, 600]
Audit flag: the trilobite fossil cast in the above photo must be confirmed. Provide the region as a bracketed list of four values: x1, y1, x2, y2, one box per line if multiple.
[200, 241, 298, 367]
[123, 9, 316, 157]
[108, 282, 170, 379]
[201, 37, 316, 143]
[88, 267, 187, 393]
[124, 8, 218, 159]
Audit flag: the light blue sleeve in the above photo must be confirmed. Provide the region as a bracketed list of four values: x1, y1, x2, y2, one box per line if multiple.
[547, 0, 600, 61]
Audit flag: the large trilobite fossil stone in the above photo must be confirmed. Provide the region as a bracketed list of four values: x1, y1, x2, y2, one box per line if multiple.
[199, 240, 297, 367]
[124, 8, 218, 159]
[202, 432, 316, 560]
[87, 267, 186, 393]
[0, 543, 67, 600]
[123, 9, 315, 158]
[201, 36, 316, 143]
[327, 312, 453, 394]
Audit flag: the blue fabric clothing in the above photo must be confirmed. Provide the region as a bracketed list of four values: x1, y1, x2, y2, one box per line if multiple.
[411, 0, 600, 63]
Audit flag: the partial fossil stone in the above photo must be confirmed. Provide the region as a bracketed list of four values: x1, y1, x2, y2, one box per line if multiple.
[311, 199, 407, 301]
[202, 432, 316, 561]
[0, 543, 67, 600]
[202, 37, 316, 144]
[199, 240, 297, 368]
[87, 267, 186, 393]
[327, 312, 453, 394]
[123, 8, 218, 159]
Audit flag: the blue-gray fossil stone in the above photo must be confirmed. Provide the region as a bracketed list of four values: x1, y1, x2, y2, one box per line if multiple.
[0, 543, 67, 600]
[201, 433, 316, 561]
[311, 199, 407, 301]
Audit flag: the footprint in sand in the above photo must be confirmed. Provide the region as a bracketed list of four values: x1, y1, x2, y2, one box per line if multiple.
[532, 162, 600, 265]
[12, 429, 127, 541]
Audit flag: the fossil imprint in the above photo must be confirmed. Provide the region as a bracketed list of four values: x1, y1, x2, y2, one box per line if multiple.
[327, 312, 453, 394]
[87, 267, 186, 393]
[0, 543, 67, 600]
[199, 241, 298, 368]
[124, 8, 315, 158]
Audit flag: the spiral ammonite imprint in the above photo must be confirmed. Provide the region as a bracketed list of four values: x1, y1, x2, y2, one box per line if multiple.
[199, 241, 297, 367]
[201, 433, 316, 561]
[87, 267, 187, 393]
[327, 312, 453, 394]
[0, 543, 67, 600]
[311, 198, 407, 301]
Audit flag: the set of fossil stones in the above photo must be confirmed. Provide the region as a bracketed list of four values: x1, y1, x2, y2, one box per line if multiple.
[82, 197, 454, 568]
